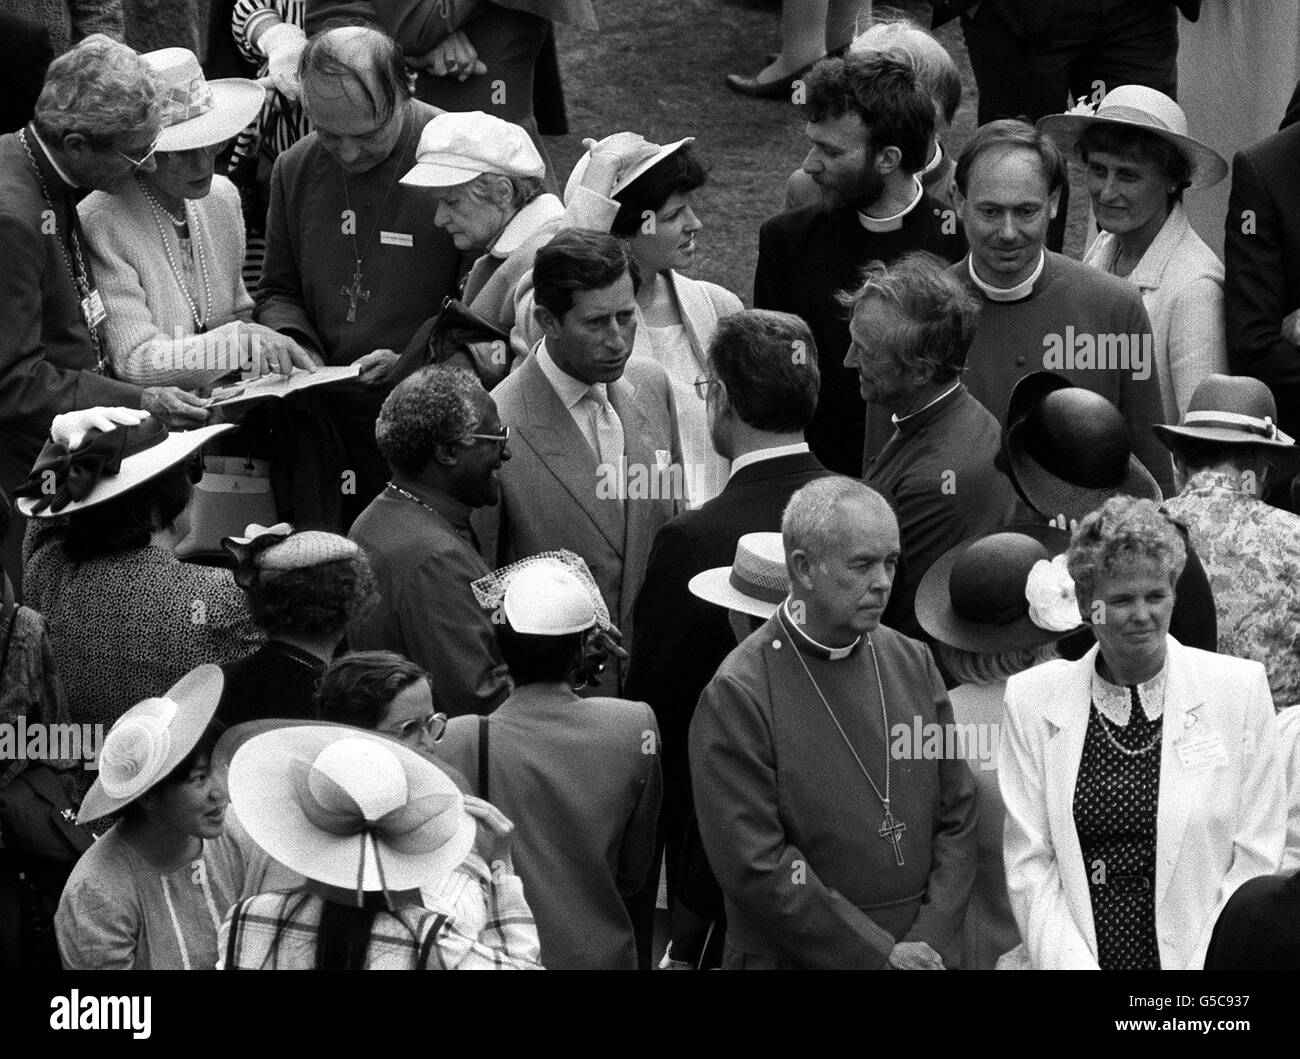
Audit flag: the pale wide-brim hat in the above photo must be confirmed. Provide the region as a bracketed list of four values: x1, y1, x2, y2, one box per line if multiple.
[1154, 374, 1300, 465]
[228, 726, 476, 899]
[1037, 84, 1227, 189]
[16, 418, 234, 518]
[78, 664, 225, 823]
[145, 48, 266, 152]
[689, 532, 788, 620]
[563, 135, 694, 207]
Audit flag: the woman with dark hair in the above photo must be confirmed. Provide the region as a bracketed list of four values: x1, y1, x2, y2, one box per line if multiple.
[217, 525, 378, 726]
[1039, 86, 1229, 424]
[17, 408, 263, 729]
[313, 649, 444, 749]
[54, 666, 263, 969]
[435, 553, 661, 969]
[219, 724, 539, 969]
[1000, 496, 1286, 970]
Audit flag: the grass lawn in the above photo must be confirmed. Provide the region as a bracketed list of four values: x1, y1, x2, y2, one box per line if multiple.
[547, 0, 1091, 306]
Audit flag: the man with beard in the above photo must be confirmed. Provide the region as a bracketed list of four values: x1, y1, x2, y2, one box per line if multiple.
[256, 25, 460, 530]
[754, 53, 966, 477]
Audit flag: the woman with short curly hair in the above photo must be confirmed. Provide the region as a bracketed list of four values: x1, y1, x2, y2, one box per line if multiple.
[999, 495, 1287, 970]
[216, 526, 377, 727]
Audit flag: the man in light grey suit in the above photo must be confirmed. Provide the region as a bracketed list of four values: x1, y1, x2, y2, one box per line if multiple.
[473, 230, 685, 689]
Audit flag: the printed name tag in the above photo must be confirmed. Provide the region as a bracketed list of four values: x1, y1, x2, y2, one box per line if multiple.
[380, 231, 413, 247]
[1175, 733, 1229, 772]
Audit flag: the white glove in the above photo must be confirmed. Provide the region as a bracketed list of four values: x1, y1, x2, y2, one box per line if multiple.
[50, 406, 150, 449]
[259, 21, 307, 101]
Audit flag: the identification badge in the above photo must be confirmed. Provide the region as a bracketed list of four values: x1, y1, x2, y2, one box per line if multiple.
[1175, 732, 1229, 772]
[380, 231, 413, 247]
[81, 289, 107, 329]
[655, 449, 671, 469]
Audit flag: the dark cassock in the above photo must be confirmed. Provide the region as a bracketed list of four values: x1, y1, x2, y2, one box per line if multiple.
[255, 98, 461, 528]
[690, 600, 978, 969]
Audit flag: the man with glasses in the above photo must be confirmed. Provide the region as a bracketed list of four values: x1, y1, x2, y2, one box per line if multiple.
[349, 365, 513, 718]
[624, 308, 829, 968]
[0, 34, 211, 595]
[256, 24, 460, 530]
[474, 229, 684, 691]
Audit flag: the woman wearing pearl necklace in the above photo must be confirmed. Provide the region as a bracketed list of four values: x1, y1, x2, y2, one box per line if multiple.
[78, 48, 315, 394]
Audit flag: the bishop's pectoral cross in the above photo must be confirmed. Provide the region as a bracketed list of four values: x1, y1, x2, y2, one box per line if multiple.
[879, 807, 906, 867]
[340, 265, 371, 323]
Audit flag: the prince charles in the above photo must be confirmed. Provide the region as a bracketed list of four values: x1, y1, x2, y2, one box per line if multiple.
[690, 478, 977, 968]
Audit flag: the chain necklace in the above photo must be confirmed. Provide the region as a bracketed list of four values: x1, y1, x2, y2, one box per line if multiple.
[1091, 701, 1163, 757]
[339, 109, 414, 323]
[387, 481, 439, 517]
[138, 177, 213, 333]
[779, 606, 907, 866]
[16, 128, 105, 370]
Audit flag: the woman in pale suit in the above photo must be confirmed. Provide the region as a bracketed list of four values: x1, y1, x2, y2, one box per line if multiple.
[916, 523, 1085, 970]
[1000, 496, 1286, 970]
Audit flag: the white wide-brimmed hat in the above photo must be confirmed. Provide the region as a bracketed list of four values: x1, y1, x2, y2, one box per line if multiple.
[563, 134, 694, 206]
[79, 664, 225, 823]
[689, 532, 788, 619]
[15, 417, 234, 518]
[228, 726, 475, 901]
[400, 111, 544, 188]
[145, 48, 266, 152]
[1037, 84, 1227, 189]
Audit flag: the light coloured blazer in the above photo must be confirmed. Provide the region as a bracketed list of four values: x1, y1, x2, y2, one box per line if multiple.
[999, 637, 1285, 970]
[1084, 202, 1227, 424]
[472, 348, 684, 668]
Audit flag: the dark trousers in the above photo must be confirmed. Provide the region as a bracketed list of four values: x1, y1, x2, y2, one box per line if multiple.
[961, 0, 1179, 250]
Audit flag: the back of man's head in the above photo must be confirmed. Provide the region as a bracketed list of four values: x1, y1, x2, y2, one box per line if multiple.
[532, 229, 639, 319]
[709, 310, 819, 434]
[376, 365, 482, 479]
[34, 34, 157, 147]
[851, 17, 962, 128]
[803, 53, 934, 175]
[839, 251, 980, 384]
[300, 23, 410, 121]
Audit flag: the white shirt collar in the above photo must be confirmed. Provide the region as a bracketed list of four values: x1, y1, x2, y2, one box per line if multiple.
[967, 249, 1045, 302]
[857, 177, 924, 233]
[536, 341, 602, 409]
[919, 140, 944, 178]
[728, 441, 810, 480]
[892, 380, 962, 427]
[490, 193, 564, 258]
[28, 126, 78, 188]
[781, 600, 861, 661]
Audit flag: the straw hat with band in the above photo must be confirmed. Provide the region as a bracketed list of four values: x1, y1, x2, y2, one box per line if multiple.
[564, 135, 695, 207]
[1037, 84, 1228, 190]
[227, 725, 476, 906]
[14, 417, 234, 518]
[78, 664, 225, 823]
[1004, 371, 1161, 525]
[145, 48, 266, 153]
[916, 523, 1085, 656]
[688, 532, 789, 620]
[1153, 374, 1300, 468]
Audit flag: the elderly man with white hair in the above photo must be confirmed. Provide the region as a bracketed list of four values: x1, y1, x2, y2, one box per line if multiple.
[689, 476, 978, 969]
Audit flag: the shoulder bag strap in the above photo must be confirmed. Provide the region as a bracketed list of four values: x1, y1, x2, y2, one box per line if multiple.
[478, 714, 490, 802]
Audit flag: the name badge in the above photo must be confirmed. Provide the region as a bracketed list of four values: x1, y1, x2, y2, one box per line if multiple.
[1175, 732, 1229, 772]
[654, 449, 671, 469]
[81, 289, 107, 329]
[380, 231, 413, 247]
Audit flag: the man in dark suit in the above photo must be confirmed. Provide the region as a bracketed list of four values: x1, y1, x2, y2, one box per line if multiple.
[754, 51, 966, 477]
[624, 309, 829, 967]
[349, 365, 513, 717]
[1223, 117, 1300, 511]
[0, 13, 53, 136]
[852, 252, 1017, 651]
[0, 35, 209, 593]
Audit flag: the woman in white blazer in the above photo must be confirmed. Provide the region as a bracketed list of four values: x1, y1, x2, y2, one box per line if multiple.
[1000, 495, 1286, 970]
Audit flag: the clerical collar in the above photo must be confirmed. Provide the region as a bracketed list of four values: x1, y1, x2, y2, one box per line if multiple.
[967, 249, 1045, 302]
[919, 140, 944, 179]
[779, 600, 861, 661]
[857, 177, 923, 233]
[27, 125, 77, 191]
[1092, 655, 1169, 727]
[892, 380, 962, 429]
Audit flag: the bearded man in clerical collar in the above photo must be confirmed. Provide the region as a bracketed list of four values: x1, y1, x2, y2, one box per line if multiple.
[689, 476, 978, 969]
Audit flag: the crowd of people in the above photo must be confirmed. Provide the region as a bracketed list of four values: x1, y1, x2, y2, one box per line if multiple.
[1, 1, 1299, 972]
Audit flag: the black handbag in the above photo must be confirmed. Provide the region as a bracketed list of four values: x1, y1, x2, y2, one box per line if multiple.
[392, 296, 514, 390]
